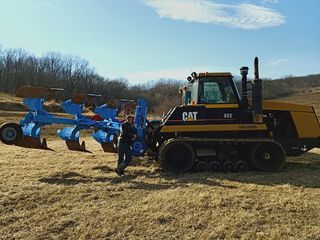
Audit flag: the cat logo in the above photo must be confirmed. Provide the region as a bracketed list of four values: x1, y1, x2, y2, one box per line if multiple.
[182, 112, 198, 121]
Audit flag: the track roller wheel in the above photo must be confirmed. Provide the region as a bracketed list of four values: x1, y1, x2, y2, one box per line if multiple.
[159, 140, 195, 174]
[209, 161, 222, 172]
[196, 161, 209, 172]
[250, 142, 285, 171]
[235, 161, 248, 172]
[222, 160, 234, 172]
[218, 148, 239, 162]
[0, 122, 23, 145]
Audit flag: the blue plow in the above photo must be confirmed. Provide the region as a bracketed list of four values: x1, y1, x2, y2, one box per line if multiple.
[7, 85, 148, 155]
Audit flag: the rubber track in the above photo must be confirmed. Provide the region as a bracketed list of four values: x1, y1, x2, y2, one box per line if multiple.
[158, 137, 285, 169]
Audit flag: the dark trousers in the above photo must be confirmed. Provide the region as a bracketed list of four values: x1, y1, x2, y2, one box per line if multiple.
[117, 141, 132, 169]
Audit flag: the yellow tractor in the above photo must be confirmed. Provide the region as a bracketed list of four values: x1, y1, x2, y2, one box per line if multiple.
[147, 57, 320, 173]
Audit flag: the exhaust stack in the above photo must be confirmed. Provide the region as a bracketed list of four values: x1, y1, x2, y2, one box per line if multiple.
[252, 57, 263, 123]
[240, 66, 249, 110]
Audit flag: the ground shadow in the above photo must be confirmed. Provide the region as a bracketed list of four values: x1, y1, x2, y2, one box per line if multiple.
[92, 165, 113, 173]
[131, 152, 320, 189]
[40, 152, 320, 189]
[39, 172, 92, 185]
[192, 152, 320, 189]
[39, 167, 229, 190]
[38, 170, 175, 190]
[14, 143, 55, 152]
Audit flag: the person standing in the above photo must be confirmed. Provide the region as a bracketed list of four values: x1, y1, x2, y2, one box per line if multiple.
[115, 115, 137, 176]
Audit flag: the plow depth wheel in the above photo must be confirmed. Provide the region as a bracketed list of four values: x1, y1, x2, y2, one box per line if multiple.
[131, 136, 147, 156]
[0, 123, 23, 145]
[250, 142, 286, 171]
[159, 140, 195, 174]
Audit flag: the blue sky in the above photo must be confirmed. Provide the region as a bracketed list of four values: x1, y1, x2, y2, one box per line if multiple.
[0, 0, 319, 83]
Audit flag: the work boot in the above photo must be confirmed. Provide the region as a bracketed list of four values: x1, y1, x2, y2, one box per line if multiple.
[115, 167, 121, 176]
[119, 167, 125, 176]
[115, 163, 125, 176]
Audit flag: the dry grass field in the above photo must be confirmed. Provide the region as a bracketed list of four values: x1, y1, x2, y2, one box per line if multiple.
[0, 91, 320, 240]
[276, 87, 320, 118]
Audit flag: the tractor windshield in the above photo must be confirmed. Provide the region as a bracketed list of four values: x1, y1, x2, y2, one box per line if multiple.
[198, 77, 237, 104]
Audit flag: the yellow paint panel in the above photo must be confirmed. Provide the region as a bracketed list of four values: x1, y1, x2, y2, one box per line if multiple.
[291, 112, 320, 138]
[262, 101, 313, 112]
[161, 124, 267, 133]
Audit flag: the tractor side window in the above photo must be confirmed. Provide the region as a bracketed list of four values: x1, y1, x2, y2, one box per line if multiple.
[199, 82, 222, 103]
[198, 78, 237, 104]
[219, 80, 237, 103]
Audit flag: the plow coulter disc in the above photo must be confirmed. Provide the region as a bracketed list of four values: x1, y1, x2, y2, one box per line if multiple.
[0, 123, 23, 145]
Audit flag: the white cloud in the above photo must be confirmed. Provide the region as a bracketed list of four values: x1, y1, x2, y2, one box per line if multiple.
[143, 0, 285, 30]
[261, 0, 279, 4]
[266, 58, 289, 66]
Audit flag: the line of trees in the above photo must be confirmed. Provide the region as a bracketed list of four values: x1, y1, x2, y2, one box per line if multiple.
[1, 47, 319, 115]
[0, 47, 182, 115]
[0, 47, 131, 98]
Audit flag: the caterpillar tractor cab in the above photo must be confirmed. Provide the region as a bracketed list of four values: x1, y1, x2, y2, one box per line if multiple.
[181, 72, 238, 106]
[179, 72, 243, 124]
[150, 57, 320, 173]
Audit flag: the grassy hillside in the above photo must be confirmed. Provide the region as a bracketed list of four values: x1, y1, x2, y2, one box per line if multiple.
[276, 87, 320, 118]
[0, 92, 27, 112]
